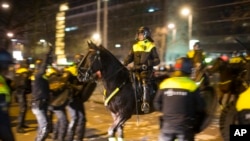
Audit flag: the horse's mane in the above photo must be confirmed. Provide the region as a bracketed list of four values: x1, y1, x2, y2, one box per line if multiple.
[96, 45, 130, 83]
[99, 45, 126, 68]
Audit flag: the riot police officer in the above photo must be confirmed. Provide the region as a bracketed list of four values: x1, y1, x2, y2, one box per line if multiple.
[123, 26, 160, 113]
[31, 47, 53, 141]
[236, 87, 250, 124]
[14, 60, 32, 133]
[154, 57, 206, 141]
[236, 53, 250, 125]
[0, 49, 15, 141]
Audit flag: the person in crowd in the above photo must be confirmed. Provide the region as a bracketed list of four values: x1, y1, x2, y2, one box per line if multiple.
[0, 49, 15, 141]
[31, 46, 53, 141]
[14, 59, 32, 133]
[228, 50, 246, 72]
[186, 42, 206, 79]
[47, 66, 68, 141]
[236, 51, 250, 125]
[154, 57, 206, 141]
[65, 54, 97, 141]
[123, 26, 160, 113]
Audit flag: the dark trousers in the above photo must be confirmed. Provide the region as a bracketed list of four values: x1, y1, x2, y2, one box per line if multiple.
[0, 109, 15, 141]
[66, 97, 86, 141]
[159, 132, 195, 141]
[238, 110, 250, 124]
[16, 90, 28, 128]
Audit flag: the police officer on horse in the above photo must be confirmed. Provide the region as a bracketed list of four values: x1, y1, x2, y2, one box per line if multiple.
[123, 26, 160, 113]
[187, 42, 206, 79]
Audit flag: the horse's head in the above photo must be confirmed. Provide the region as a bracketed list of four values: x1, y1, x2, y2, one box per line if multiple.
[77, 41, 102, 82]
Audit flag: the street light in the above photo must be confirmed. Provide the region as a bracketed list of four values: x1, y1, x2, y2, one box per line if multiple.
[167, 23, 176, 42]
[181, 7, 192, 47]
[1, 2, 10, 9]
[91, 33, 101, 46]
[6, 32, 14, 38]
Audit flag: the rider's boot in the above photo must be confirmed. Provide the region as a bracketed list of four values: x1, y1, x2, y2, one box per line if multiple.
[141, 84, 150, 113]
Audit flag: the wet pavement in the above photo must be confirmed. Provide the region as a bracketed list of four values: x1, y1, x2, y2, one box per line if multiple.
[10, 81, 224, 141]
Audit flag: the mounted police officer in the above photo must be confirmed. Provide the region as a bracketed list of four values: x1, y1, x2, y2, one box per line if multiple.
[123, 26, 160, 113]
[154, 57, 206, 141]
[14, 59, 32, 133]
[0, 49, 15, 141]
[187, 42, 206, 79]
[31, 46, 53, 141]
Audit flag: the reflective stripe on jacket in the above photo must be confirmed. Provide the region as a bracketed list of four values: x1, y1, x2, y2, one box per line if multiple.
[16, 67, 29, 74]
[64, 65, 77, 76]
[0, 75, 10, 103]
[159, 77, 198, 92]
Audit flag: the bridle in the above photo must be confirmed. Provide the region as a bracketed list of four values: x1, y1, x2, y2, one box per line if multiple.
[77, 50, 101, 82]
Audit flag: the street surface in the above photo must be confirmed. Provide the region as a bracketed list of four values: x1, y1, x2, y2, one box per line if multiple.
[10, 81, 224, 141]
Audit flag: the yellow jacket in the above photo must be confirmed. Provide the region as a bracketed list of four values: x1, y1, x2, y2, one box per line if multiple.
[0, 75, 11, 103]
[236, 87, 250, 111]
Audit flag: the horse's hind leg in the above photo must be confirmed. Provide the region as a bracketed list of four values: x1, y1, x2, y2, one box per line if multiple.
[116, 125, 124, 141]
[108, 113, 127, 141]
[108, 113, 118, 141]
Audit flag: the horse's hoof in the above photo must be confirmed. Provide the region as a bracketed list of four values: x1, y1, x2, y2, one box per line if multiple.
[108, 137, 117, 141]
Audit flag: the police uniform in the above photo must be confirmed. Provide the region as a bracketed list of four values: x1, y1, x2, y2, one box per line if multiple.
[153, 57, 206, 141]
[229, 55, 246, 94]
[236, 87, 250, 124]
[31, 49, 52, 141]
[187, 48, 206, 80]
[124, 26, 160, 113]
[0, 50, 15, 141]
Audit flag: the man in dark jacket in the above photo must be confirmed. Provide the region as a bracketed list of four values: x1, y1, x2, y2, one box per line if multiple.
[14, 60, 32, 133]
[154, 57, 206, 141]
[123, 26, 160, 113]
[31, 47, 53, 141]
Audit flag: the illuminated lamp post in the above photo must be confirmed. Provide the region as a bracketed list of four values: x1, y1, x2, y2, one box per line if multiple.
[180, 7, 192, 48]
[167, 23, 176, 42]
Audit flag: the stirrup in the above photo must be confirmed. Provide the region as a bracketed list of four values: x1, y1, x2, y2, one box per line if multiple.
[141, 102, 150, 113]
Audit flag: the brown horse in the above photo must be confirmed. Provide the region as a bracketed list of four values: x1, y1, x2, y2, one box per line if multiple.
[77, 41, 164, 140]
